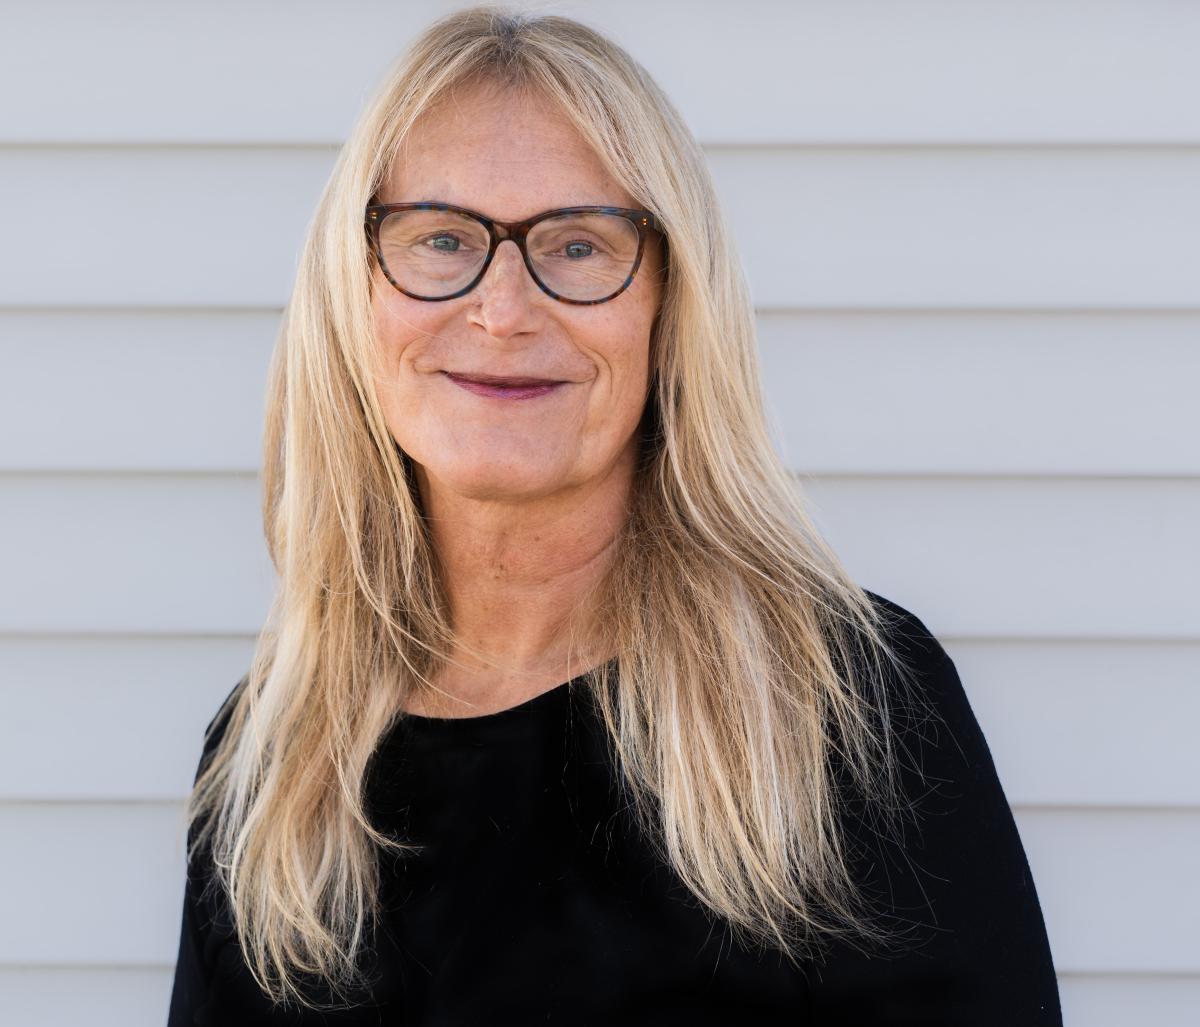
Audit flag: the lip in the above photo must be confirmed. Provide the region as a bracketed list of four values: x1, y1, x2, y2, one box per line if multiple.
[442, 370, 566, 401]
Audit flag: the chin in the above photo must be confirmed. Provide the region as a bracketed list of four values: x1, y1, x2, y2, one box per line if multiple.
[422, 456, 570, 503]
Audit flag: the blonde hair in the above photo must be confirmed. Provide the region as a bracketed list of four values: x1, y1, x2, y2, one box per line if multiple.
[185, 3, 933, 1011]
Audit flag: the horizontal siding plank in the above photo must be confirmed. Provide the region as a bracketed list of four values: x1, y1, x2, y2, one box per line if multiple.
[0, 312, 277, 473]
[3, 147, 1199, 309]
[0, 474, 275, 635]
[944, 640, 1200, 809]
[0, 967, 172, 1027]
[2, 636, 1195, 808]
[0, 148, 335, 309]
[757, 311, 1200, 477]
[3, 1, 1199, 144]
[1057, 973, 1200, 1027]
[0, 637, 254, 801]
[801, 475, 1200, 638]
[714, 147, 1200, 310]
[4, 310, 1199, 476]
[1018, 808, 1200, 974]
[1, 803, 1193, 973]
[2, 474, 1195, 637]
[0, 804, 188, 965]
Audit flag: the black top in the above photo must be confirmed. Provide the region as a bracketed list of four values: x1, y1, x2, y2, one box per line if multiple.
[167, 592, 1062, 1025]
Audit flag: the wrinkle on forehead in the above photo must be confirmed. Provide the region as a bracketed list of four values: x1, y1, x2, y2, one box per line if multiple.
[384, 80, 637, 220]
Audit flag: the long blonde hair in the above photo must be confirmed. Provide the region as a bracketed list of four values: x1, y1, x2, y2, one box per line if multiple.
[186, 4, 933, 1010]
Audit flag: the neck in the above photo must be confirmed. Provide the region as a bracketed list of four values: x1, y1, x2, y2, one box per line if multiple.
[414, 446, 634, 700]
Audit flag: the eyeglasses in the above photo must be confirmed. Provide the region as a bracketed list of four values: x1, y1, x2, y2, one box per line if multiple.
[364, 201, 665, 305]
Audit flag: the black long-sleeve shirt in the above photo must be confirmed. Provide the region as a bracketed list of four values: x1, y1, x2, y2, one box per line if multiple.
[167, 591, 1062, 1025]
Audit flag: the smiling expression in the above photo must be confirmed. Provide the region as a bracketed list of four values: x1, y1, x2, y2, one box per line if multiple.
[369, 81, 665, 506]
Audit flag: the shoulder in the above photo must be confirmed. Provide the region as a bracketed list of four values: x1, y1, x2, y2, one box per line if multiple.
[859, 588, 968, 729]
[855, 588, 988, 786]
[853, 589, 1022, 856]
[861, 588, 953, 674]
[813, 593, 1062, 1018]
[840, 590, 1019, 894]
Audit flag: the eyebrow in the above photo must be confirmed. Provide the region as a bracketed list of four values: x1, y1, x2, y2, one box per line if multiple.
[377, 197, 634, 220]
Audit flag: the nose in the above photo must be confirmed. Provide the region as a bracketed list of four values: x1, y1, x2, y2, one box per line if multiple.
[471, 238, 540, 338]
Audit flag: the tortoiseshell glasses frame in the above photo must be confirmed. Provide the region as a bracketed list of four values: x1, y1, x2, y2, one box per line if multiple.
[364, 200, 666, 305]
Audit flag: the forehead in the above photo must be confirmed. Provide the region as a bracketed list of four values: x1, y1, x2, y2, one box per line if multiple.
[381, 82, 637, 219]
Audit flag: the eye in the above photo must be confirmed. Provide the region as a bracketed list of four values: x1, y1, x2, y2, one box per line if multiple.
[426, 234, 461, 252]
[563, 240, 594, 259]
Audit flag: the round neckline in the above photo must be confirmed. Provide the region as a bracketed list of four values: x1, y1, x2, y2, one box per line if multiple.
[400, 658, 613, 728]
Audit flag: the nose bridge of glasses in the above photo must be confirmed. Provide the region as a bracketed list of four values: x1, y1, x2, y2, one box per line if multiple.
[490, 219, 530, 251]
[481, 216, 515, 258]
[479, 232, 536, 296]
[490, 233, 526, 267]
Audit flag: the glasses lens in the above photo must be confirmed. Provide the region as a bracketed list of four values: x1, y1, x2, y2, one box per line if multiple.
[376, 209, 490, 298]
[527, 213, 641, 301]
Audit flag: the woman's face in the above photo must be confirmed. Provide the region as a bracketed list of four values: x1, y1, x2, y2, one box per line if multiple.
[370, 83, 664, 506]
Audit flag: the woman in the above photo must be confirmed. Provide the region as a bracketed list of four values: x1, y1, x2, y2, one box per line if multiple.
[167, 6, 1061, 1025]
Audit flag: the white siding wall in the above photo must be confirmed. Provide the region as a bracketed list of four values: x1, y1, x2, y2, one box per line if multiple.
[1, 2, 1196, 1023]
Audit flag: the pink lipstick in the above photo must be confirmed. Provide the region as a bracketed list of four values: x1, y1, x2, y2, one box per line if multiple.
[443, 371, 564, 400]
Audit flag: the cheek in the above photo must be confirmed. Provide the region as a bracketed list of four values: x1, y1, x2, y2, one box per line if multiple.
[370, 281, 437, 372]
[368, 297, 435, 447]
[372, 274, 407, 345]
[621, 289, 659, 383]
[582, 310, 655, 427]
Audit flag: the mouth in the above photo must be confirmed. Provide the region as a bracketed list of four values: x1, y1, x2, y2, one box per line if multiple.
[442, 370, 567, 401]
